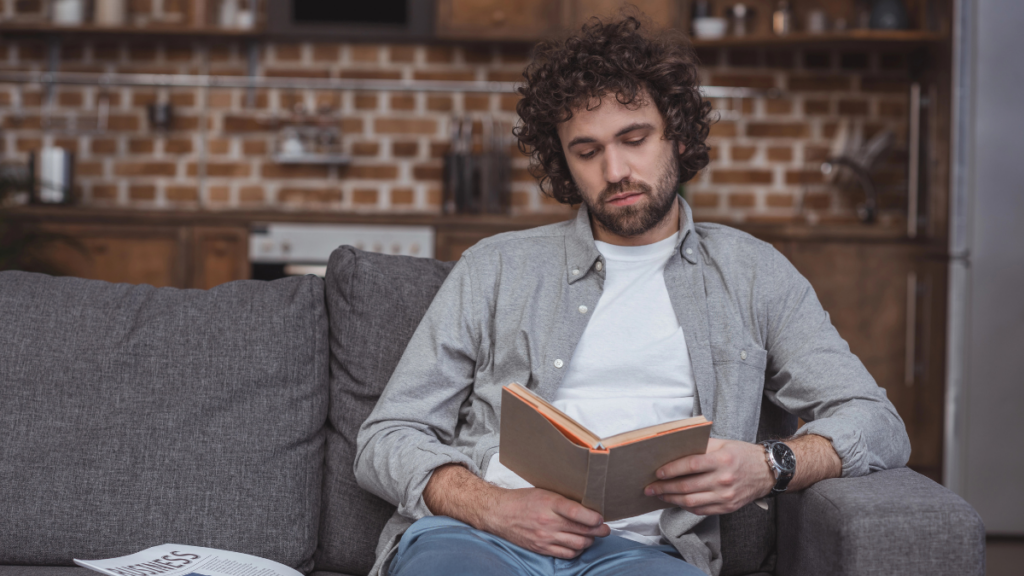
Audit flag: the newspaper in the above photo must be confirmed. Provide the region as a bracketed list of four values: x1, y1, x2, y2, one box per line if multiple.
[74, 544, 302, 576]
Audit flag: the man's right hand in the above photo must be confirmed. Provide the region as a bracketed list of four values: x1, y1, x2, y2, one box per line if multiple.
[422, 464, 610, 559]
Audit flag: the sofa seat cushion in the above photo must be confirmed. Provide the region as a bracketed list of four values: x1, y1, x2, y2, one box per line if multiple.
[0, 272, 328, 571]
[316, 248, 455, 575]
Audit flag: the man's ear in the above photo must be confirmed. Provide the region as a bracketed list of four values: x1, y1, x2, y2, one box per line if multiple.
[677, 141, 687, 155]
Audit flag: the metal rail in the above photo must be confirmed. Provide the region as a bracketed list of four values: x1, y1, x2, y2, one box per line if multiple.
[0, 70, 780, 98]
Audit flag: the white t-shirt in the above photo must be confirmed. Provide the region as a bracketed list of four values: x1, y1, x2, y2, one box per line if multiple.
[484, 232, 697, 545]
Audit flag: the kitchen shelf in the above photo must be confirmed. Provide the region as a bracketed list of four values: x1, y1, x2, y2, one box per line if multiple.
[0, 22, 265, 37]
[690, 29, 948, 48]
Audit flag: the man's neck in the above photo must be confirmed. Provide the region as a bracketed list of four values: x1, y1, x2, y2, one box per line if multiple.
[590, 200, 681, 246]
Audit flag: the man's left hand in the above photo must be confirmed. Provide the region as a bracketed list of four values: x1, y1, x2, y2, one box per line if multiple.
[644, 438, 775, 516]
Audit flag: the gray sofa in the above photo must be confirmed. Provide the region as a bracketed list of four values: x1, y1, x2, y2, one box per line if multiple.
[0, 246, 985, 576]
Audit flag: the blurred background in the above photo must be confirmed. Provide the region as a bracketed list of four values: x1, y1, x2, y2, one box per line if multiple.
[0, 0, 1020, 573]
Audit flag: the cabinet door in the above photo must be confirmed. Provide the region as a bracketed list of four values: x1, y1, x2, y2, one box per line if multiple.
[191, 226, 249, 289]
[565, 0, 681, 30]
[33, 223, 188, 288]
[772, 241, 944, 481]
[436, 0, 563, 40]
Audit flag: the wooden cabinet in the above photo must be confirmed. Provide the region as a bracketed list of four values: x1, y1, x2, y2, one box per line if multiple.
[563, 0, 681, 31]
[436, 0, 564, 40]
[774, 240, 946, 481]
[191, 226, 249, 290]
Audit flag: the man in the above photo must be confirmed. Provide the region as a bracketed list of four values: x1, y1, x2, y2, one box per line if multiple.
[355, 16, 910, 576]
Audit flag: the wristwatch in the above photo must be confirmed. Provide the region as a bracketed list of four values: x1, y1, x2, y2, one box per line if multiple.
[761, 440, 796, 495]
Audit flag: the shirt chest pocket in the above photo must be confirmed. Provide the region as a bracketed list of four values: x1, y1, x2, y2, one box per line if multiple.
[709, 343, 769, 439]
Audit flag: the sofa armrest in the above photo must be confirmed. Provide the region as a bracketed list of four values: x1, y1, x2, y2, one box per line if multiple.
[775, 467, 985, 576]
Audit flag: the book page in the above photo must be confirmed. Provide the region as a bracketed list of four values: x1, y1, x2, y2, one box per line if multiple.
[506, 383, 602, 448]
[599, 415, 710, 449]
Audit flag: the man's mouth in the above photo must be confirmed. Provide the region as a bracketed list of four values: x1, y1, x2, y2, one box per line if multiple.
[605, 190, 646, 207]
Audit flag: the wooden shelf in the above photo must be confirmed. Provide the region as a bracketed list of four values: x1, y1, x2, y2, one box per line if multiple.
[691, 29, 948, 48]
[0, 22, 265, 37]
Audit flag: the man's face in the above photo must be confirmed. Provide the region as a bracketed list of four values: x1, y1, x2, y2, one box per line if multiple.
[557, 94, 684, 245]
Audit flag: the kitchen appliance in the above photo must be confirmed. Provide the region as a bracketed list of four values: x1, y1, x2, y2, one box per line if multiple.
[442, 116, 510, 215]
[249, 223, 434, 280]
[28, 147, 74, 204]
[266, 0, 434, 41]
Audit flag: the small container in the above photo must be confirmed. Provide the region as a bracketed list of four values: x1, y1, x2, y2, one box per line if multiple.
[52, 0, 85, 25]
[693, 17, 728, 39]
[807, 9, 828, 33]
[93, 0, 125, 26]
[772, 0, 793, 35]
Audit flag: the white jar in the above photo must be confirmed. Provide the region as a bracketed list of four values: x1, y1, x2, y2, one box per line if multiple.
[52, 0, 85, 26]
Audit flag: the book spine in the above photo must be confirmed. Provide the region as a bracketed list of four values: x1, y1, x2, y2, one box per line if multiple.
[581, 450, 610, 515]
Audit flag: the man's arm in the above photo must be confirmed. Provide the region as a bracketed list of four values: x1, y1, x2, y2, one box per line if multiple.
[643, 434, 842, 516]
[423, 464, 610, 559]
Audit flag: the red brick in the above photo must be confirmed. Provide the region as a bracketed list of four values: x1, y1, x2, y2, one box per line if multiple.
[426, 46, 454, 63]
[765, 99, 793, 115]
[91, 138, 117, 154]
[427, 95, 453, 111]
[129, 184, 156, 200]
[353, 188, 379, 204]
[262, 164, 330, 179]
[709, 122, 738, 138]
[350, 44, 381, 63]
[166, 185, 198, 202]
[389, 45, 416, 63]
[338, 70, 402, 80]
[224, 116, 279, 133]
[266, 68, 329, 78]
[242, 140, 267, 155]
[115, 162, 176, 176]
[766, 146, 793, 162]
[21, 91, 44, 106]
[279, 187, 342, 204]
[879, 101, 906, 117]
[165, 138, 193, 154]
[788, 76, 852, 92]
[746, 122, 810, 138]
[488, 71, 522, 82]
[500, 45, 531, 64]
[392, 141, 419, 157]
[313, 44, 340, 62]
[107, 115, 140, 131]
[510, 190, 530, 207]
[500, 94, 520, 112]
[427, 187, 443, 206]
[17, 138, 42, 152]
[208, 185, 230, 203]
[190, 162, 250, 177]
[804, 193, 831, 209]
[170, 91, 196, 107]
[58, 90, 84, 107]
[239, 185, 264, 203]
[464, 94, 490, 111]
[709, 74, 776, 89]
[209, 90, 234, 109]
[129, 138, 154, 153]
[766, 193, 794, 207]
[786, 170, 826, 185]
[339, 165, 398, 179]
[375, 118, 438, 135]
[77, 161, 103, 176]
[392, 187, 415, 205]
[731, 146, 756, 161]
[803, 99, 830, 115]
[390, 94, 416, 111]
[711, 170, 772, 184]
[838, 99, 869, 116]
[861, 78, 909, 93]
[728, 193, 756, 208]
[274, 43, 302, 61]
[805, 145, 831, 162]
[413, 70, 475, 81]
[355, 93, 378, 110]
[92, 184, 118, 200]
[430, 142, 451, 158]
[314, 92, 341, 109]
[413, 164, 443, 180]
[690, 192, 719, 208]
[352, 142, 381, 156]
[207, 138, 230, 155]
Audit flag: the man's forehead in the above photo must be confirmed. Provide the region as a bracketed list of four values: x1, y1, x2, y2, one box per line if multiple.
[557, 93, 662, 142]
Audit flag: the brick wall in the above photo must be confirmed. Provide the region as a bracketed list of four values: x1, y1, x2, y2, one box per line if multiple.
[0, 35, 913, 224]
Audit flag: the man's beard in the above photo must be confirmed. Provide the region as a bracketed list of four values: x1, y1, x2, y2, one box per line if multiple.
[581, 156, 680, 239]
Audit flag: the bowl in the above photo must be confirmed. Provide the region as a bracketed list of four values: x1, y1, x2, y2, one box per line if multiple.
[693, 17, 728, 39]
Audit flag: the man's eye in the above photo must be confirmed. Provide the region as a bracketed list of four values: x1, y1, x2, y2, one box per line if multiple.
[579, 150, 597, 159]
[626, 137, 647, 146]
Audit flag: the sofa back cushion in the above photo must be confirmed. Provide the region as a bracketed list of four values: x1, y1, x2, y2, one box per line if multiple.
[316, 247, 455, 575]
[0, 271, 328, 571]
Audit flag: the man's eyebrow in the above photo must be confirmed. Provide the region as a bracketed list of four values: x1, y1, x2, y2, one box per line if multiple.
[566, 123, 656, 149]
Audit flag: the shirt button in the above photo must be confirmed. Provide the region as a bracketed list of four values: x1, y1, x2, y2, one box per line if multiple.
[686, 248, 693, 255]
[578, 305, 588, 314]
[572, 268, 580, 276]
[554, 359, 564, 368]
[595, 261, 603, 271]
[741, 350, 747, 360]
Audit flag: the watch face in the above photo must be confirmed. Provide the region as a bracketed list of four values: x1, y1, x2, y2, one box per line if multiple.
[771, 443, 797, 472]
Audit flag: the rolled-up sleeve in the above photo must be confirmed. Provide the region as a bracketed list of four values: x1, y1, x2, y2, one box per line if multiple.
[761, 248, 911, 477]
[354, 254, 483, 519]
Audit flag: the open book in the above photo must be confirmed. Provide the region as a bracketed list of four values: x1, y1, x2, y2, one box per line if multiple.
[74, 544, 301, 576]
[499, 382, 712, 522]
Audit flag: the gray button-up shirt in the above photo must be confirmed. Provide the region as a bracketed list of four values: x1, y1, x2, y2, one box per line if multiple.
[355, 199, 910, 576]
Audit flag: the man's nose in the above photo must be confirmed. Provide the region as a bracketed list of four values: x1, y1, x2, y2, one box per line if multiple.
[603, 146, 631, 184]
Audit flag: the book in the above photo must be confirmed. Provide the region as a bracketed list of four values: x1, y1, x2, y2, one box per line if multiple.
[498, 382, 712, 522]
[74, 544, 302, 576]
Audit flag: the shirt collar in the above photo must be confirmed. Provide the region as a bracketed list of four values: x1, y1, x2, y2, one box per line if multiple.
[565, 197, 698, 284]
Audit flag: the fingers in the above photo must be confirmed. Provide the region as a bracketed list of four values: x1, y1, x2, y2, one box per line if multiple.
[552, 498, 606, 531]
[655, 452, 719, 480]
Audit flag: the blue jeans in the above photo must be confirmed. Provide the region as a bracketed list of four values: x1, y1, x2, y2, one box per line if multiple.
[389, 516, 706, 576]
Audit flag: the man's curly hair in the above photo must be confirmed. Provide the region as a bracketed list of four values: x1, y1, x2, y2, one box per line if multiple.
[514, 16, 712, 205]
